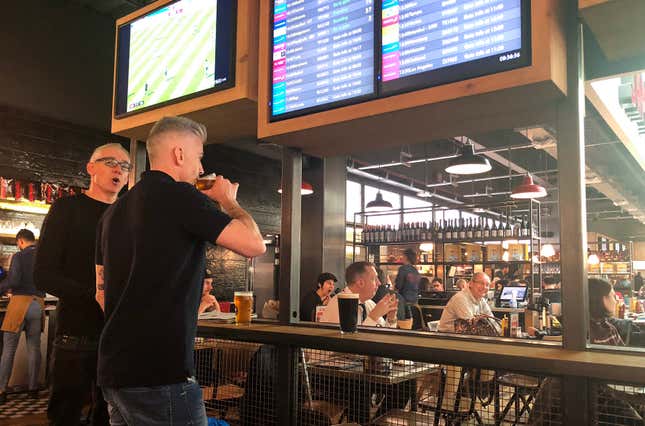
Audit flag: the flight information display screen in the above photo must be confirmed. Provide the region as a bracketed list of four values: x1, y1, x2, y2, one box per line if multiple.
[380, 0, 531, 95]
[270, 0, 377, 120]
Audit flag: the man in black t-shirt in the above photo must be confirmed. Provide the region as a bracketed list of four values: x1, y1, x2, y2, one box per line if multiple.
[95, 116, 265, 425]
[35, 143, 130, 426]
[299, 272, 337, 321]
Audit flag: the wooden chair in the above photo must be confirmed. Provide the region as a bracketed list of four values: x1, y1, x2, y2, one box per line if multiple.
[410, 304, 429, 331]
[418, 366, 484, 426]
[300, 349, 348, 425]
[494, 373, 542, 425]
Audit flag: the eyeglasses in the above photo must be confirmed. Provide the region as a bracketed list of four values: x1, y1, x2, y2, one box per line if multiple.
[94, 157, 132, 172]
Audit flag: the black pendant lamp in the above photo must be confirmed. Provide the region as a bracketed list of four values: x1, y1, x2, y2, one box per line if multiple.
[365, 191, 393, 211]
[444, 143, 492, 175]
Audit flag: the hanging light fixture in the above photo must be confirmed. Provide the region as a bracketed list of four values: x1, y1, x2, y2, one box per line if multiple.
[540, 244, 556, 258]
[444, 141, 492, 175]
[365, 191, 393, 211]
[588, 253, 600, 265]
[419, 242, 434, 252]
[277, 181, 314, 195]
[510, 174, 547, 199]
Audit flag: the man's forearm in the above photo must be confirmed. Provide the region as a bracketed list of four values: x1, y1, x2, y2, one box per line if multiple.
[221, 201, 262, 240]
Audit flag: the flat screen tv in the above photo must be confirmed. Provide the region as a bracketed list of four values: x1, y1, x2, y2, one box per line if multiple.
[379, 0, 532, 96]
[269, 0, 378, 121]
[114, 0, 237, 117]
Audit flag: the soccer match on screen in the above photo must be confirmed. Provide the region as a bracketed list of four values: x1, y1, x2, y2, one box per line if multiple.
[126, 0, 218, 113]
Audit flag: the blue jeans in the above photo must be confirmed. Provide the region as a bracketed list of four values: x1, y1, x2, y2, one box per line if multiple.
[0, 299, 42, 392]
[102, 377, 207, 425]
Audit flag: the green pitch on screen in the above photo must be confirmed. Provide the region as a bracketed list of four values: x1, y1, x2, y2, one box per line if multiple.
[126, 0, 218, 113]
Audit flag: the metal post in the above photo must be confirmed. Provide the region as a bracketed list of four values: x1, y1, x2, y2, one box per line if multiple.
[557, 2, 588, 351]
[562, 376, 590, 425]
[279, 147, 302, 323]
[275, 344, 299, 426]
[128, 138, 147, 188]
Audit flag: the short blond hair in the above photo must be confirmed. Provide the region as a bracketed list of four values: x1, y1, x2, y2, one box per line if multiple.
[89, 143, 129, 162]
[146, 116, 207, 160]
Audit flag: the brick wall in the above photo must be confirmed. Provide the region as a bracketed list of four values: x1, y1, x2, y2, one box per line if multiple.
[201, 143, 281, 301]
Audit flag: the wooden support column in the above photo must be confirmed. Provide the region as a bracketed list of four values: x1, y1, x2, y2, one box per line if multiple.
[128, 138, 147, 189]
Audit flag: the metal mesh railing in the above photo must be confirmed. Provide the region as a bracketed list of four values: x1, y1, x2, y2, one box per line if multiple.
[295, 349, 561, 426]
[593, 381, 645, 426]
[194, 338, 270, 425]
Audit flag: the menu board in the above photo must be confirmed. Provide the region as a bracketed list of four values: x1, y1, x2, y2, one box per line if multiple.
[271, 0, 376, 119]
[380, 0, 530, 95]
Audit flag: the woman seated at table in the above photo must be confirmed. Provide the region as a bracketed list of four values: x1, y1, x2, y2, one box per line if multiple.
[198, 275, 221, 314]
[589, 278, 643, 347]
[530, 278, 644, 425]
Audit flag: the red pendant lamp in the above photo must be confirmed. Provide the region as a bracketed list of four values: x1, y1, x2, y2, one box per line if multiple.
[510, 174, 547, 199]
[277, 181, 314, 195]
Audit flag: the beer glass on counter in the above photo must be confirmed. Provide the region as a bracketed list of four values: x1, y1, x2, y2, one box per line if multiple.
[234, 291, 253, 325]
[195, 173, 216, 190]
[337, 293, 359, 334]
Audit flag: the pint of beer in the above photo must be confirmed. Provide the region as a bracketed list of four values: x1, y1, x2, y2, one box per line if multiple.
[234, 291, 253, 325]
[195, 173, 216, 190]
[337, 293, 359, 334]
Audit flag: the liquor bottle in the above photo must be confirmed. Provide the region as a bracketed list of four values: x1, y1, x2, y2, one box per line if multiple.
[504, 216, 512, 238]
[458, 218, 466, 240]
[436, 220, 444, 241]
[447, 220, 454, 241]
[491, 220, 498, 238]
[466, 218, 474, 239]
[483, 219, 491, 238]
[474, 218, 482, 239]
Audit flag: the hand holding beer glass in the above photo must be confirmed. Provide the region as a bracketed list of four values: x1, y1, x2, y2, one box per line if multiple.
[195, 173, 216, 190]
[234, 291, 253, 325]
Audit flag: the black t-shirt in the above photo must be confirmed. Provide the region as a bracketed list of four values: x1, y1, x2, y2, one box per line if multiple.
[96, 171, 232, 388]
[35, 194, 111, 338]
[300, 290, 323, 322]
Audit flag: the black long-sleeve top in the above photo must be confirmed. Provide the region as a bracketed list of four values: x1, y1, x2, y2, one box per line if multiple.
[0, 245, 44, 297]
[34, 194, 110, 338]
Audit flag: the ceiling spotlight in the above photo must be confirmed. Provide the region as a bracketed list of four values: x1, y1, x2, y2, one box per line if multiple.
[510, 174, 547, 199]
[444, 144, 492, 175]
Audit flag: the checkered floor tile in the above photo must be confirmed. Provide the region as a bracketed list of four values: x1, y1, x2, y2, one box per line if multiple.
[0, 391, 48, 419]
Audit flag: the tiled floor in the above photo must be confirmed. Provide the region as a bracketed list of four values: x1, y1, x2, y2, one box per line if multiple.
[0, 390, 48, 425]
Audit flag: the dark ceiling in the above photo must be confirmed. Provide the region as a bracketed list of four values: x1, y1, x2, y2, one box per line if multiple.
[69, 0, 645, 241]
[71, 0, 156, 19]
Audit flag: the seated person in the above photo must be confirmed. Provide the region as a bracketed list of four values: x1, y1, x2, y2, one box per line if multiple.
[320, 262, 398, 328]
[588, 278, 642, 347]
[419, 276, 431, 293]
[455, 278, 468, 291]
[299, 272, 337, 321]
[438, 272, 500, 335]
[430, 277, 444, 292]
[198, 275, 220, 314]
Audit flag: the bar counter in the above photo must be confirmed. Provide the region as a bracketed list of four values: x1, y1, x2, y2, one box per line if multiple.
[197, 320, 645, 383]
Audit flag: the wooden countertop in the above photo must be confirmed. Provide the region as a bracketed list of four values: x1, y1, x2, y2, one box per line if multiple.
[197, 321, 645, 383]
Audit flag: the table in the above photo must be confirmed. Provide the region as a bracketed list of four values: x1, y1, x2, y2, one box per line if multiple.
[304, 353, 438, 424]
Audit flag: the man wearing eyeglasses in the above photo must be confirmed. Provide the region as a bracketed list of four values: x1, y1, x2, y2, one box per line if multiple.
[438, 272, 500, 335]
[35, 143, 130, 426]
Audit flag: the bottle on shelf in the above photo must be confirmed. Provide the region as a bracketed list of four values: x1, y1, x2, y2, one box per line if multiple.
[458, 218, 466, 239]
[491, 220, 498, 238]
[466, 218, 474, 239]
[483, 219, 491, 238]
[436, 220, 444, 241]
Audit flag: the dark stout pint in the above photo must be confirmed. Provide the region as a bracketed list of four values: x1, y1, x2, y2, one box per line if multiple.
[337, 293, 359, 334]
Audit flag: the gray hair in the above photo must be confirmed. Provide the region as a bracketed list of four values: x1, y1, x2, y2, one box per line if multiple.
[90, 143, 129, 162]
[147, 116, 207, 160]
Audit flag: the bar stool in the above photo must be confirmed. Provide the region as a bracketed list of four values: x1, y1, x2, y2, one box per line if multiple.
[494, 373, 542, 425]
